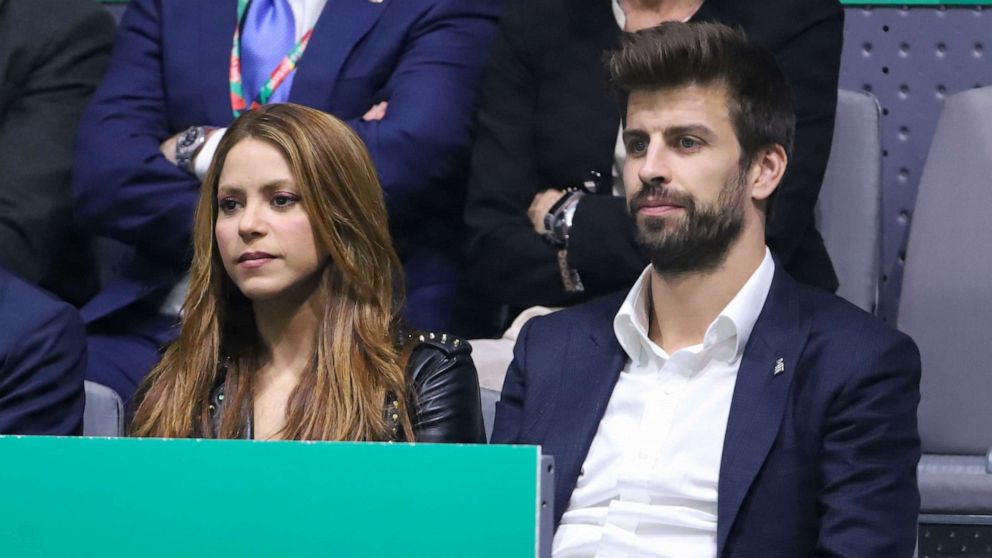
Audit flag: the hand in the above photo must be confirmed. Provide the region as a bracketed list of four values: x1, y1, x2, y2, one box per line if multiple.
[362, 101, 389, 121]
[160, 132, 180, 165]
[528, 189, 567, 234]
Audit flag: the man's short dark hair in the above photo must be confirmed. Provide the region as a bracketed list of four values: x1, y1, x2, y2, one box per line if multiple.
[607, 22, 795, 167]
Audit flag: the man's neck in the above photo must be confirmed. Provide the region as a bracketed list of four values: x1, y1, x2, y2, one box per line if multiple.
[647, 229, 766, 354]
[619, 0, 703, 30]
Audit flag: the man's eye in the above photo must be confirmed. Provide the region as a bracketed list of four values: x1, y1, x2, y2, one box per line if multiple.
[628, 139, 648, 154]
[218, 199, 240, 213]
[272, 194, 299, 208]
[678, 137, 700, 150]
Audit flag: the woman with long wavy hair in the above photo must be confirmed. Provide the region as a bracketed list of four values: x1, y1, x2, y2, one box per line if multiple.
[130, 104, 484, 442]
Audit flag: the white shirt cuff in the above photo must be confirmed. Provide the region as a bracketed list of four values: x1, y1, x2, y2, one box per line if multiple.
[194, 127, 227, 181]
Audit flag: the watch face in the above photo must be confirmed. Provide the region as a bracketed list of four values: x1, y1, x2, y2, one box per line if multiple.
[179, 129, 199, 149]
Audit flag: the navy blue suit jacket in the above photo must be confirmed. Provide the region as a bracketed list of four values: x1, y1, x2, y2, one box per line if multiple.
[0, 267, 86, 435]
[73, 0, 501, 332]
[492, 268, 921, 557]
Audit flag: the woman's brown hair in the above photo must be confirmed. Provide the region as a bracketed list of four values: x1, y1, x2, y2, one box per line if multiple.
[130, 104, 413, 441]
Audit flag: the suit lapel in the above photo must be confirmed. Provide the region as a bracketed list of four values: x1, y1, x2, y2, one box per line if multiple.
[542, 298, 627, 527]
[289, 0, 389, 109]
[199, 0, 239, 125]
[716, 269, 810, 555]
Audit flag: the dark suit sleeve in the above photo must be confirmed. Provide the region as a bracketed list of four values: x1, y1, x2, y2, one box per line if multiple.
[0, 0, 114, 284]
[567, 196, 646, 294]
[344, 0, 500, 229]
[464, 2, 579, 308]
[72, 0, 200, 267]
[490, 319, 533, 443]
[816, 334, 921, 557]
[410, 339, 486, 443]
[0, 297, 87, 436]
[764, 2, 843, 275]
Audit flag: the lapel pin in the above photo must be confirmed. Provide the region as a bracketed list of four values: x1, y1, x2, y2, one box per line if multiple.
[369, 0, 383, 3]
[773, 357, 785, 376]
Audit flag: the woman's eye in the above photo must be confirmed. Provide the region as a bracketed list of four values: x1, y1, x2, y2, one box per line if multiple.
[271, 194, 299, 208]
[218, 198, 240, 213]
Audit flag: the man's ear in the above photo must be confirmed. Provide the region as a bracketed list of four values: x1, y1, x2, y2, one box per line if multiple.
[748, 144, 788, 202]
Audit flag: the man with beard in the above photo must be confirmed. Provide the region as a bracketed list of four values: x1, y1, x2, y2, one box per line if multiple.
[492, 23, 922, 557]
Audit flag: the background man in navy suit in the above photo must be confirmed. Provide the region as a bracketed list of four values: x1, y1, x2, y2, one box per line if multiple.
[0, 266, 86, 435]
[72, 0, 501, 401]
[492, 23, 921, 557]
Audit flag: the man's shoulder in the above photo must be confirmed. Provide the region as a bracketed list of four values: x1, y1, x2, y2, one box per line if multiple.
[788, 278, 916, 355]
[523, 291, 627, 340]
[4, 0, 115, 42]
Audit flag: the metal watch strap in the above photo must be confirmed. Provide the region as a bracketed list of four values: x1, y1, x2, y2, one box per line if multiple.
[557, 249, 585, 293]
[175, 126, 207, 174]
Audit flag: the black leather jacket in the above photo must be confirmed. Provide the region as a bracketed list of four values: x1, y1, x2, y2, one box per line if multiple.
[207, 333, 486, 443]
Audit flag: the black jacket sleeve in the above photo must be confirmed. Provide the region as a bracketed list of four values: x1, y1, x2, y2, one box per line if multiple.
[407, 336, 487, 443]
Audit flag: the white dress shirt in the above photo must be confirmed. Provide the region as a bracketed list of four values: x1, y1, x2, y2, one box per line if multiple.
[552, 249, 775, 558]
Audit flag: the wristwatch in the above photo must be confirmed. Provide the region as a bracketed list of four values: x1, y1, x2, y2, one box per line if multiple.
[175, 126, 209, 174]
[543, 190, 584, 247]
[542, 191, 586, 292]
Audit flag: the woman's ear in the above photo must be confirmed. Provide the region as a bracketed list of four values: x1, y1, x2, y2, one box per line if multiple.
[749, 144, 788, 202]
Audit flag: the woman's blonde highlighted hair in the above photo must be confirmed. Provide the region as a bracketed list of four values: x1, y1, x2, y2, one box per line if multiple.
[131, 104, 413, 441]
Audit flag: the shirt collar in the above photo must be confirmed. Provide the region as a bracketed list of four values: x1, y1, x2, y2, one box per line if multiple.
[611, 0, 703, 30]
[613, 248, 775, 367]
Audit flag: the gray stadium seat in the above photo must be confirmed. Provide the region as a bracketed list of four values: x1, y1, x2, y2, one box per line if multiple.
[816, 89, 882, 313]
[83, 380, 125, 437]
[480, 387, 500, 442]
[897, 86, 992, 547]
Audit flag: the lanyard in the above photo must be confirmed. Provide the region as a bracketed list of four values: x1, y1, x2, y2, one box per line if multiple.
[229, 0, 314, 117]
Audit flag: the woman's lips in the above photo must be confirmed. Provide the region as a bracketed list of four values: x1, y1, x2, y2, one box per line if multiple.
[238, 252, 276, 268]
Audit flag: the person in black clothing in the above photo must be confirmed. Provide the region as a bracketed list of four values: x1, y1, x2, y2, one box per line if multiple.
[0, 0, 114, 305]
[465, 0, 842, 332]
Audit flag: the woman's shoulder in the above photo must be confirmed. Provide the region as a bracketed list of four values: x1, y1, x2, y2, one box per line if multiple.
[400, 330, 473, 384]
[399, 330, 485, 443]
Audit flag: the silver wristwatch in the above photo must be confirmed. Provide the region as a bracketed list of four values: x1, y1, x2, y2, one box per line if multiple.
[542, 191, 586, 292]
[175, 126, 209, 173]
[542, 190, 584, 247]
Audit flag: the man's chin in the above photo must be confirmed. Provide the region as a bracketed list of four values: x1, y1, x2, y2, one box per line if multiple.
[637, 214, 684, 234]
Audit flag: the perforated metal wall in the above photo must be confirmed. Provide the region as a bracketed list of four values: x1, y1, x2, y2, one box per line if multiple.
[839, 6, 990, 321]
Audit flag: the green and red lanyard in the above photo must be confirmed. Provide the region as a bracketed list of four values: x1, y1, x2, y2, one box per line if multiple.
[229, 0, 314, 117]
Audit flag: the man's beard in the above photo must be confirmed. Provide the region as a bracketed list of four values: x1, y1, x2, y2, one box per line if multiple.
[629, 171, 747, 276]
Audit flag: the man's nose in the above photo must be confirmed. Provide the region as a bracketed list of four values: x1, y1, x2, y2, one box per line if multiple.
[638, 145, 672, 187]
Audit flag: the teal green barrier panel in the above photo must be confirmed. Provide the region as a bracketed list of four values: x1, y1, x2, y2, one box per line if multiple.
[0, 437, 548, 558]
